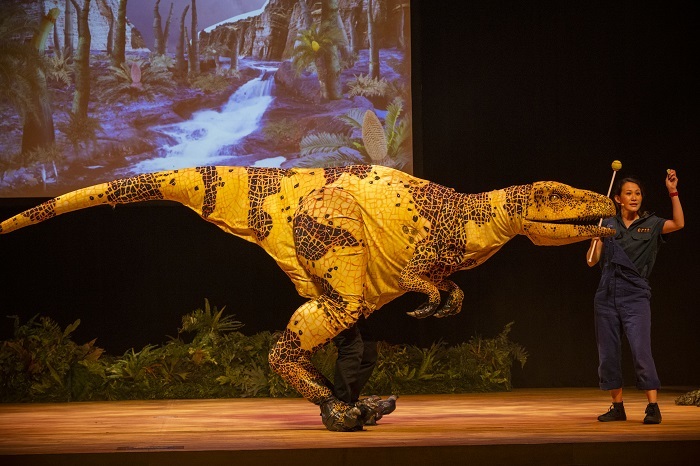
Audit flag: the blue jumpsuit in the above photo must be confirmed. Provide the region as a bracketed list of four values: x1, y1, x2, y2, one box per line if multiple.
[594, 214, 666, 391]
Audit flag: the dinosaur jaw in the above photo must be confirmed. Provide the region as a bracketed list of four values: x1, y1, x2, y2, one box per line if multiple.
[517, 181, 617, 246]
[522, 221, 616, 246]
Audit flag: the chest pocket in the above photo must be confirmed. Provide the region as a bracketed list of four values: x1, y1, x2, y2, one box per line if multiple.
[631, 230, 653, 242]
[629, 229, 656, 278]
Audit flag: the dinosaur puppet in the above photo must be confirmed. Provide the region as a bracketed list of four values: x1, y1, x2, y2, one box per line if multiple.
[0, 162, 615, 429]
[0, 114, 616, 431]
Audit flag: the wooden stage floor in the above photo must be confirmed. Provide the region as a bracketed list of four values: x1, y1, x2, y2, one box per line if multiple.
[1, 388, 699, 465]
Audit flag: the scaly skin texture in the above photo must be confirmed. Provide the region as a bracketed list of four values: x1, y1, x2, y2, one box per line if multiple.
[0, 165, 616, 430]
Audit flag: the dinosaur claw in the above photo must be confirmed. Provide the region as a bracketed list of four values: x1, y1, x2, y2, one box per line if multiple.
[354, 394, 399, 425]
[407, 301, 438, 319]
[320, 398, 364, 431]
[343, 407, 363, 430]
[433, 303, 462, 318]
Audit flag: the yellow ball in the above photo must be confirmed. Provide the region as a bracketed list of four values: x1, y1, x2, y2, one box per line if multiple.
[611, 160, 622, 171]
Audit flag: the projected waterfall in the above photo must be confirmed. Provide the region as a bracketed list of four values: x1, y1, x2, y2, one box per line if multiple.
[126, 68, 276, 175]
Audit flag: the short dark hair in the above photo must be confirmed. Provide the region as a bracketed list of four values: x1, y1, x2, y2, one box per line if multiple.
[613, 176, 648, 216]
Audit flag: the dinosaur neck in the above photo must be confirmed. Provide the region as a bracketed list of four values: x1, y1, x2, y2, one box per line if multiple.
[491, 186, 528, 239]
[449, 187, 526, 269]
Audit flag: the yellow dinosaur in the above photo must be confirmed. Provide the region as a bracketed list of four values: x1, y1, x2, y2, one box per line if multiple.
[0, 115, 616, 431]
[0, 163, 615, 428]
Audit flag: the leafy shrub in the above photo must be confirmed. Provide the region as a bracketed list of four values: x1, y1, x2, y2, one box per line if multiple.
[0, 315, 105, 402]
[97, 60, 176, 104]
[263, 118, 304, 147]
[0, 302, 527, 402]
[190, 73, 233, 93]
[347, 74, 389, 98]
[57, 113, 103, 156]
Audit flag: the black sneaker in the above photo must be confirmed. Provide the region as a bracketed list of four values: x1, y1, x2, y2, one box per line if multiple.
[643, 403, 662, 424]
[598, 402, 627, 422]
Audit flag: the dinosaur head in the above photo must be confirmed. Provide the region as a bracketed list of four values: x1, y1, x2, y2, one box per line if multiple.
[517, 181, 616, 245]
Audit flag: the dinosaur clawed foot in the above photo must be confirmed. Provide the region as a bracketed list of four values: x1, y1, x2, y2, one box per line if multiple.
[320, 395, 399, 431]
[320, 397, 363, 431]
[355, 394, 399, 425]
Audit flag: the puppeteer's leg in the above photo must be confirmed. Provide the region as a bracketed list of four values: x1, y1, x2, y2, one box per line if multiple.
[333, 323, 365, 403]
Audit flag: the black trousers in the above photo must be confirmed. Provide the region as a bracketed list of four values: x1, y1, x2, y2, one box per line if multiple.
[332, 316, 378, 403]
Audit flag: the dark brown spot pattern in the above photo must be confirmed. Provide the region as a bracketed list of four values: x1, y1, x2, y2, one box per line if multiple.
[105, 173, 167, 204]
[196, 166, 225, 219]
[20, 198, 58, 225]
[268, 329, 332, 404]
[323, 165, 372, 185]
[245, 167, 293, 241]
[293, 213, 359, 261]
[504, 184, 531, 219]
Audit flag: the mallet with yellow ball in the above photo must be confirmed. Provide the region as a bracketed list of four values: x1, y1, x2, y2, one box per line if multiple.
[587, 160, 622, 263]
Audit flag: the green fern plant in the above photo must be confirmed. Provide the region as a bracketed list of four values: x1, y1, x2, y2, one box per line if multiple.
[1, 309, 527, 402]
[298, 99, 411, 169]
[179, 299, 244, 347]
[0, 315, 105, 402]
[215, 330, 297, 398]
[97, 60, 176, 104]
[347, 74, 389, 98]
[57, 112, 102, 156]
[46, 46, 73, 87]
[263, 118, 303, 146]
[452, 322, 528, 391]
[157, 338, 193, 383]
[106, 345, 162, 399]
[299, 132, 355, 158]
[190, 73, 233, 93]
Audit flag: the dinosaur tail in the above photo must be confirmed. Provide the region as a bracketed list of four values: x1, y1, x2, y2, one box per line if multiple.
[0, 168, 215, 235]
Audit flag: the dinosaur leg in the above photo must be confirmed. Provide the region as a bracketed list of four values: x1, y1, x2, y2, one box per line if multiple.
[268, 300, 363, 431]
[269, 187, 384, 431]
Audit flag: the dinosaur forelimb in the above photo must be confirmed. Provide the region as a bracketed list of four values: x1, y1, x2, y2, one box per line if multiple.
[399, 260, 442, 318]
[432, 280, 464, 318]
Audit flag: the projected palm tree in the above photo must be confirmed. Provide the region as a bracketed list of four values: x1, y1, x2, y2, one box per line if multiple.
[291, 23, 345, 100]
[0, 6, 58, 159]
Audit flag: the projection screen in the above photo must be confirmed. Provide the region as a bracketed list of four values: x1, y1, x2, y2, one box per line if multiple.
[0, 0, 413, 198]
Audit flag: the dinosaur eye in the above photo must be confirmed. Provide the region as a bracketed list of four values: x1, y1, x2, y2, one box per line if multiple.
[549, 194, 561, 202]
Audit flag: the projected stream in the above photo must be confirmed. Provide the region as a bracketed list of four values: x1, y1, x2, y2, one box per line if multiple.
[125, 66, 278, 174]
